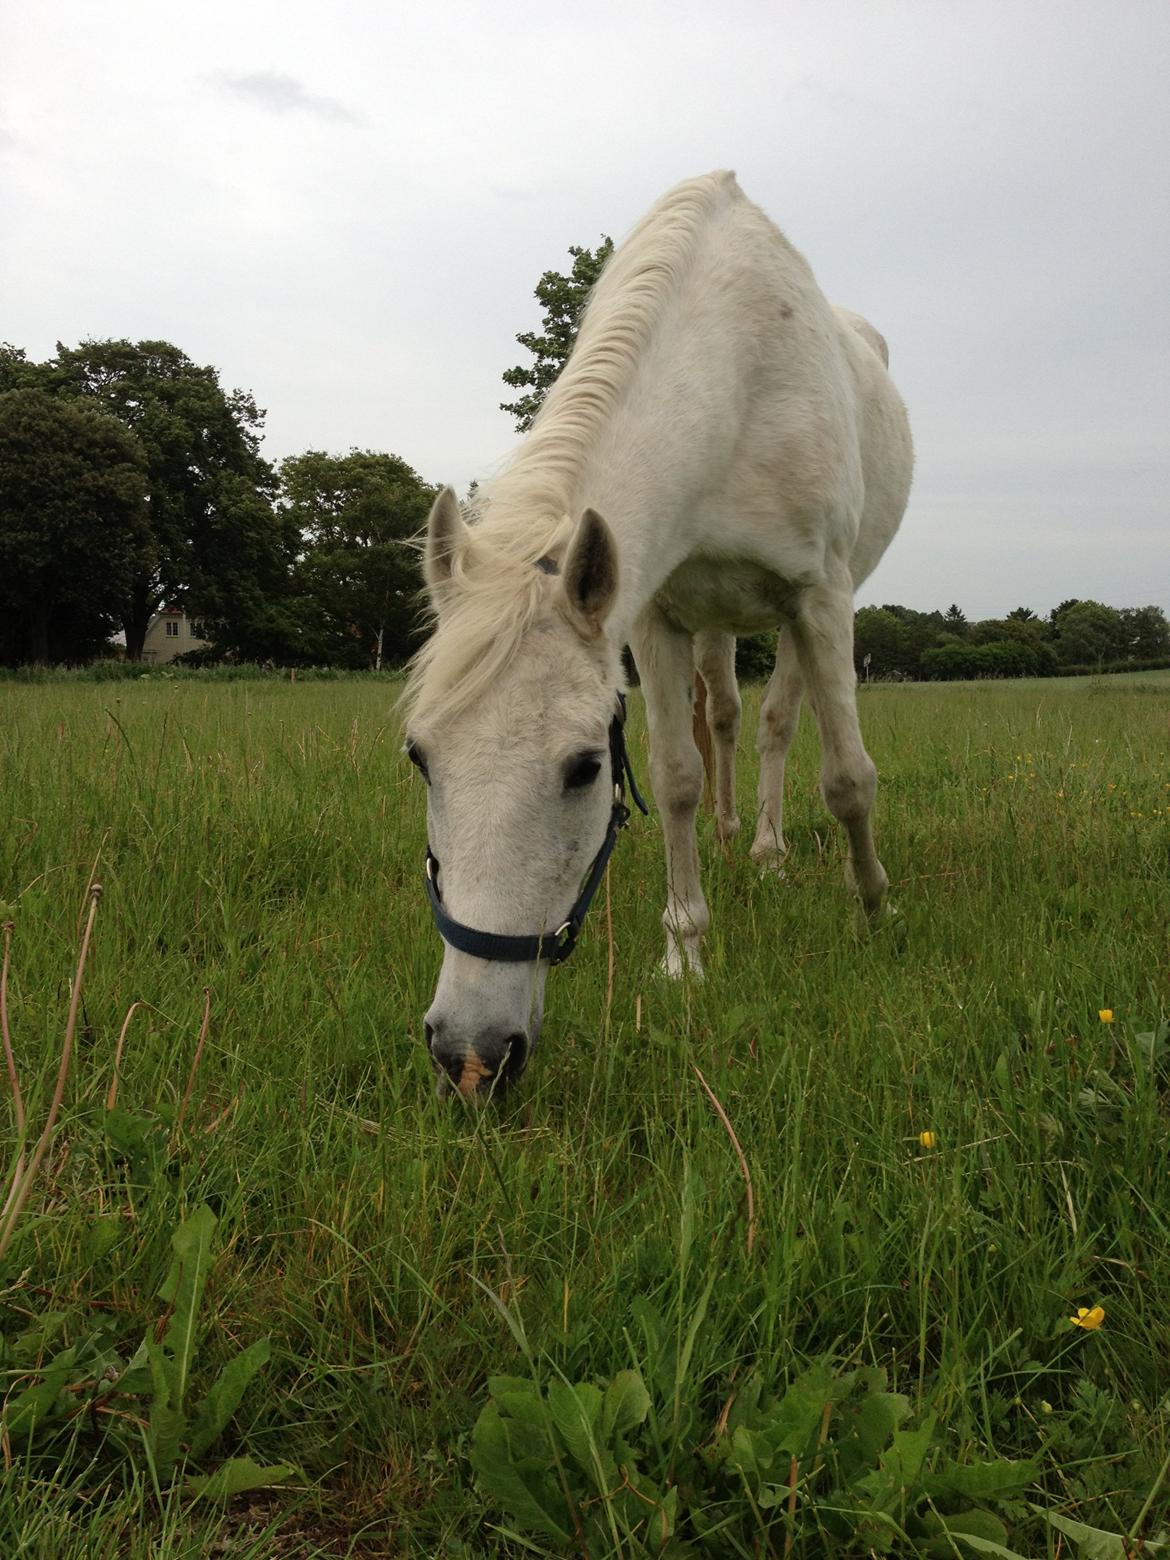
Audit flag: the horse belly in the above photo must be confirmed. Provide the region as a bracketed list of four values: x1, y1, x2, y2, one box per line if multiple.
[655, 557, 804, 636]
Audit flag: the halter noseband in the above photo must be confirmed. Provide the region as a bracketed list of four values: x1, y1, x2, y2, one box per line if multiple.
[423, 691, 648, 966]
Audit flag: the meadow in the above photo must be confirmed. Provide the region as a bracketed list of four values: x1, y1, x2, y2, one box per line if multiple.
[1, 670, 1167, 1557]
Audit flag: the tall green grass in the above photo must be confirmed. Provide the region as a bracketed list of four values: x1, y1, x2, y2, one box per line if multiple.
[1, 673, 1167, 1556]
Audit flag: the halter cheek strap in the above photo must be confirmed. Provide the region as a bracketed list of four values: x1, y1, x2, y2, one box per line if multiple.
[423, 692, 648, 966]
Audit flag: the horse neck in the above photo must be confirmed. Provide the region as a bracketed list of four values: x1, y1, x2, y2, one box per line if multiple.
[571, 402, 717, 644]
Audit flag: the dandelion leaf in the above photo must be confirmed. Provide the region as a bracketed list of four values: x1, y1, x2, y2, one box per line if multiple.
[1044, 1511, 1169, 1558]
[186, 1457, 295, 1499]
[157, 1203, 217, 1407]
[188, 1336, 271, 1458]
[926, 1456, 1040, 1501]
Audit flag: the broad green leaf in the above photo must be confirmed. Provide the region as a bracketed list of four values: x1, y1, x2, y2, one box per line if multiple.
[726, 1424, 771, 1480]
[188, 1337, 271, 1458]
[764, 1361, 841, 1458]
[147, 1404, 187, 1472]
[118, 1336, 153, 1397]
[926, 1534, 1031, 1559]
[937, 1510, 1010, 1543]
[470, 1403, 573, 1543]
[754, 1480, 794, 1510]
[918, 1507, 1023, 1554]
[882, 1416, 936, 1488]
[723, 1373, 765, 1435]
[82, 1217, 122, 1264]
[186, 1457, 295, 1499]
[146, 1340, 185, 1470]
[602, 1369, 650, 1440]
[487, 1374, 545, 1428]
[926, 1457, 1040, 1500]
[1045, 1511, 1169, 1557]
[146, 1340, 171, 1413]
[157, 1204, 217, 1409]
[1, 1346, 79, 1439]
[14, 1311, 69, 1356]
[856, 1389, 912, 1461]
[547, 1380, 603, 1471]
[103, 1106, 162, 1167]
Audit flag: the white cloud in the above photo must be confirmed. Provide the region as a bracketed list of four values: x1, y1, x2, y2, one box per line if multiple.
[211, 70, 363, 125]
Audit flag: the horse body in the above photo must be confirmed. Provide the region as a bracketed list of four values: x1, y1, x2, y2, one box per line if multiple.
[406, 172, 912, 1095]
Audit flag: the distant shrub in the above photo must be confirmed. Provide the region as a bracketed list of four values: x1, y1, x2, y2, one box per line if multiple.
[920, 640, 1058, 680]
[735, 633, 776, 682]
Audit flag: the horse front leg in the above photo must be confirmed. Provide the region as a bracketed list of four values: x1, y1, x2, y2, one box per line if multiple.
[632, 611, 709, 976]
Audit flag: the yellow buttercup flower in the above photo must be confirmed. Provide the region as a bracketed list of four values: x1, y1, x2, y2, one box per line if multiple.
[1070, 1305, 1105, 1330]
[1098, 1009, 1114, 1024]
[918, 1130, 937, 1149]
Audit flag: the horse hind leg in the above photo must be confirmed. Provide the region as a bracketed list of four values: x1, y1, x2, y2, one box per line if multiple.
[750, 627, 804, 873]
[789, 577, 888, 915]
[693, 630, 741, 842]
[632, 611, 710, 977]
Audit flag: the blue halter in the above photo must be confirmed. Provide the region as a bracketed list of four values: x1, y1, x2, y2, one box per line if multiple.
[424, 691, 648, 965]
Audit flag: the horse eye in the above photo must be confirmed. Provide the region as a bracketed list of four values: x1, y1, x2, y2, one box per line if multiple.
[406, 741, 430, 782]
[564, 753, 602, 791]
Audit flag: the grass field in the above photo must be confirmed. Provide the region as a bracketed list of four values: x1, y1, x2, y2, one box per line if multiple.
[1, 671, 1168, 1557]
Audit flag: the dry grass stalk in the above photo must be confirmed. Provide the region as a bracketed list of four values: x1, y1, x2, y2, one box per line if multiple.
[691, 1061, 757, 1256]
[0, 884, 102, 1261]
[172, 987, 212, 1146]
[105, 1000, 145, 1112]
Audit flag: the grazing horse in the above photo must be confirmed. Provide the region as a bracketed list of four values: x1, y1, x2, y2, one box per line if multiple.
[403, 171, 913, 1097]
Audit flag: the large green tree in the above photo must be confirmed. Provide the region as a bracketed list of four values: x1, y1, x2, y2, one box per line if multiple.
[1119, 605, 1170, 660]
[1051, 600, 1128, 666]
[501, 238, 614, 432]
[20, 339, 291, 658]
[280, 449, 433, 668]
[0, 388, 150, 664]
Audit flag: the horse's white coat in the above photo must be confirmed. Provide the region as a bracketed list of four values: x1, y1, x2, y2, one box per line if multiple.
[405, 172, 913, 1093]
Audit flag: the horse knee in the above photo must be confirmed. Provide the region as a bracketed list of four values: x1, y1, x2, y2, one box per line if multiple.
[822, 757, 876, 823]
[652, 749, 704, 820]
[708, 694, 741, 745]
[758, 698, 798, 752]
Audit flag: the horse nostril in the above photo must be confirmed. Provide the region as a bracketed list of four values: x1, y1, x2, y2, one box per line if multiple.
[426, 1027, 464, 1085]
[500, 1033, 528, 1083]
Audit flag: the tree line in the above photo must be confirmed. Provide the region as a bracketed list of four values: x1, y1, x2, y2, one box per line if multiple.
[845, 599, 1169, 682]
[4, 235, 1167, 677]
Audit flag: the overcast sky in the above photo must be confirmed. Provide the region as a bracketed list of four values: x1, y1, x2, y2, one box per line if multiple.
[3, 0, 1167, 618]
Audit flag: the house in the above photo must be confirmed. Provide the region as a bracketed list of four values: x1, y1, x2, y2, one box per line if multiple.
[142, 607, 210, 664]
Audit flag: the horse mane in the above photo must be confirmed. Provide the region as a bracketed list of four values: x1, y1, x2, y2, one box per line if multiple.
[403, 171, 739, 728]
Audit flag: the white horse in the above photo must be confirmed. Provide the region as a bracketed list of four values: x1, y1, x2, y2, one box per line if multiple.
[404, 171, 913, 1097]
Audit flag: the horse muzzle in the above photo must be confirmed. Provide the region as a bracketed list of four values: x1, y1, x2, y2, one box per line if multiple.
[424, 1016, 532, 1100]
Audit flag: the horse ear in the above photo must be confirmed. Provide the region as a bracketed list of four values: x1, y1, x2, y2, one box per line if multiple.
[561, 507, 619, 638]
[424, 487, 467, 606]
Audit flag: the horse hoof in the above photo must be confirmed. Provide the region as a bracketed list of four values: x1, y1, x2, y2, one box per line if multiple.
[659, 949, 704, 980]
[750, 845, 788, 878]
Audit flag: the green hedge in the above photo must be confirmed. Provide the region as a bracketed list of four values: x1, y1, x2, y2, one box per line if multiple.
[920, 641, 1058, 680]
